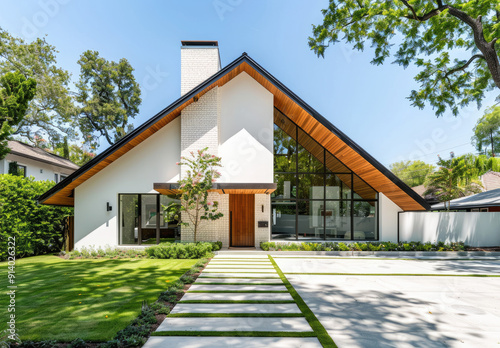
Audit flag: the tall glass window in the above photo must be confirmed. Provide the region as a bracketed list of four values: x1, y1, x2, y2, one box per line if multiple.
[272, 108, 378, 241]
[119, 194, 180, 245]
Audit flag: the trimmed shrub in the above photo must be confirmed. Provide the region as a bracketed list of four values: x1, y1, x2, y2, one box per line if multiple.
[260, 241, 467, 252]
[145, 242, 217, 259]
[0, 175, 72, 260]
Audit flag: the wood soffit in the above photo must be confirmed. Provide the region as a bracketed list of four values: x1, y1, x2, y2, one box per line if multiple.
[39, 55, 427, 211]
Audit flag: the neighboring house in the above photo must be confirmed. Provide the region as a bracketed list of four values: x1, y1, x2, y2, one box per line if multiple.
[0, 140, 79, 182]
[411, 184, 440, 206]
[480, 171, 500, 191]
[431, 188, 500, 212]
[38, 41, 429, 249]
[412, 171, 500, 207]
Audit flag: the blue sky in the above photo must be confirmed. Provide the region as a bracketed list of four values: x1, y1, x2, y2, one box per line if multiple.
[0, 0, 497, 168]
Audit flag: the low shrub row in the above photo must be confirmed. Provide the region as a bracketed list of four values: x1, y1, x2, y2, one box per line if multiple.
[64, 242, 222, 260]
[260, 241, 467, 252]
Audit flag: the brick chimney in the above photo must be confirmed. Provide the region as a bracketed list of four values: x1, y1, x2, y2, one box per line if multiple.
[180, 41, 221, 96]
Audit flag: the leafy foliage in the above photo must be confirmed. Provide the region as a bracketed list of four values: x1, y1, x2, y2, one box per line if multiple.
[424, 154, 483, 207]
[472, 105, 500, 156]
[145, 242, 219, 259]
[0, 71, 36, 159]
[75, 50, 141, 147]
[0, 175, 72, 260]
[309, 1, 500, 116]
[0, 28, 75, 145]
[165, 148, 223, 242]
[261, 241, 467, 251]
[390, 160, 435, 186]
[52, 142, 95, 166]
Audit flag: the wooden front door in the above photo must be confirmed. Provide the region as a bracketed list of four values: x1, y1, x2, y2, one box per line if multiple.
[230, 194, 255, 247]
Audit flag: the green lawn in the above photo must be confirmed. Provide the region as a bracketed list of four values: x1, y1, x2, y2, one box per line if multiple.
[0, 255, 197, 341]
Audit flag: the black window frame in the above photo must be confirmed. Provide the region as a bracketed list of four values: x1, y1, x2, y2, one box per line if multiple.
[271, 108, 379, 241]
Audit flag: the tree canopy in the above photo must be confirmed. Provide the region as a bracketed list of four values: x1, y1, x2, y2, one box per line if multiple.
[76, 50, 141, 148]
[0, 28, 75, 146]
[309, 1, 500, 116]
[0, 71, 36, 159]
[472, 105, 500, 156]
[390, 160, 435, 187]
[424, 155, 483, 208]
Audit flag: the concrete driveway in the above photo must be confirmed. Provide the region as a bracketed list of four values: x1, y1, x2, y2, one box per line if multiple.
[274, 257, 500, 348]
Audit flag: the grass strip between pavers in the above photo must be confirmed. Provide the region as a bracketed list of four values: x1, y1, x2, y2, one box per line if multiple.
[199, 273, 282, 285]
[284, 273, 500, 277]
[194, 282, 284, 285]
[269, 256, 337, 348]
[272, 256, 500, 261]
[202, 271, 277, 273]
[151, 331, 316, 337]
[167, 313, 304, 318]
[177, 300, 295, 304]
[187, 290, 289, 293]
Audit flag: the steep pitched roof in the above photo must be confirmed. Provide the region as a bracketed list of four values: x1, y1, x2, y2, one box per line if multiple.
[8, 140, 79, 171]
[38, 53, 429, 210]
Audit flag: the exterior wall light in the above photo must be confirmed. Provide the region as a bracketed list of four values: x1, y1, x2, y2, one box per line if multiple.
[107, 202, 112, 211]
[262, 204, 264, 212]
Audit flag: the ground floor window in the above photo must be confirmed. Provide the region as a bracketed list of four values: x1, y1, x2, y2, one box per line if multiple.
[119, 193, 180, 245]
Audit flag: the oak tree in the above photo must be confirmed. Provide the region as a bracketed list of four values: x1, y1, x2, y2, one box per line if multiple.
[0, 71, 36, 159]
[75, 50, 141, 148]
[309, 1, 500, 116]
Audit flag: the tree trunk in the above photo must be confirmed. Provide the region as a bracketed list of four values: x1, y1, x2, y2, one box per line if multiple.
[491, 129, 496, 157]
[447, 8, 500, 89]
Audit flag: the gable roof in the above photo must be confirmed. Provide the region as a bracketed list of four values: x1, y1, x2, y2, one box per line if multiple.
[8, 140, 79, 171]
[38, 53, 429, 210]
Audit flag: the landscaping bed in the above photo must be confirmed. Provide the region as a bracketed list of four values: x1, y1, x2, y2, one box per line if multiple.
[261, 241, 469, 252]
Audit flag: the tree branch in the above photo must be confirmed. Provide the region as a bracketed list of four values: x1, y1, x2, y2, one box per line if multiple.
[445, 54, 485, 78]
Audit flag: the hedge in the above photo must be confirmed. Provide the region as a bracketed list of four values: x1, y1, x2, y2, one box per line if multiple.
[145, 242, 221, 259]
[260, 241, 467, 252]
[0, 174, 72, 260]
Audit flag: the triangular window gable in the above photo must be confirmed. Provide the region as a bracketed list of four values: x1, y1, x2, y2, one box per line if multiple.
[272, 108, 378, 241]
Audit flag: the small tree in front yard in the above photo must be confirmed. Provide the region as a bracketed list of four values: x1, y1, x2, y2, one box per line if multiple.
[165, 148, 223, 242]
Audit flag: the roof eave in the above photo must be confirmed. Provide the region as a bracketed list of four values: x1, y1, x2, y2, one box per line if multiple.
[39, 53, 429, 211]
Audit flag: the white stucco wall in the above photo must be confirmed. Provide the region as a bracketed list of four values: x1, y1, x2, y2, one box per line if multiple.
[379, 192, 402, 242]
[399, 212, 500, 246]
[74, 117, 181, 249]
[2, 154, 75, 181]
[219, 72, 274, 183]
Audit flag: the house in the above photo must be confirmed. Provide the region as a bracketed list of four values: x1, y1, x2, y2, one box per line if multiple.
[38, 41, 429, 249]
[480, 171, 500, 191]
[412, 170, 500, 208]
[431, 188, 500, 212]
[411, 184, 440, 206]
[1, 140, 79, 182]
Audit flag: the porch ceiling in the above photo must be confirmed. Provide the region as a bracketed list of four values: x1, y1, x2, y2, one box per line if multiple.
[153, 183, 277, 195]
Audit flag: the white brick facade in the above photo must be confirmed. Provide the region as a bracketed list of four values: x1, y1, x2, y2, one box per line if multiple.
[181, 47, 220, 95]
[255, 194, 271, 246]
[180, 88, 220, 177]
[180, 192, 230, 247]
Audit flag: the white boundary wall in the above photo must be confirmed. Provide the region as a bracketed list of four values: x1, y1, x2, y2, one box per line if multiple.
[399, 212, 500, 247]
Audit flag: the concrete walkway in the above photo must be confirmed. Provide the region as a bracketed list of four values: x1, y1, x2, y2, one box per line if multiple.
[143, 254, 322, 348]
